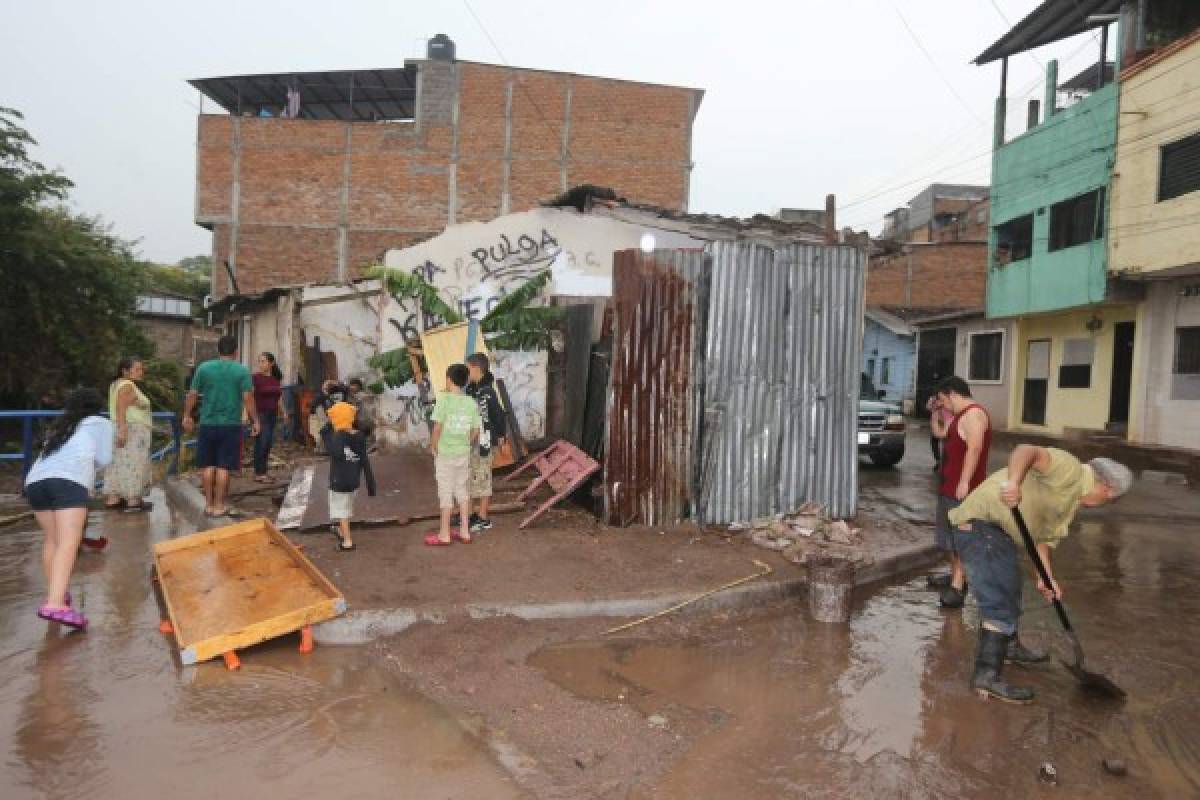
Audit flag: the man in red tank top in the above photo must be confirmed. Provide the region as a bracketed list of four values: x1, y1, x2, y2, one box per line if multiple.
[928, 376, 992, 609]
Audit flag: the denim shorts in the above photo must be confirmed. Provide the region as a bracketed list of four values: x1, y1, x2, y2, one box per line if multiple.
[25, 478, 90, 511]
[952, 519, 1023, 635]
[934, 495, 961, 552]
[196, 425, 243, 471]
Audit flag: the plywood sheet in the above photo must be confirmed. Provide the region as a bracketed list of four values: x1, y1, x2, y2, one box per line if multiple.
[153, 519, 345, 664]
[421, 322, 489, 392]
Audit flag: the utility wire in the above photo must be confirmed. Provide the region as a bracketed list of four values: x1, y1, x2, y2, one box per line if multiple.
[462, 0, 571, 157]
[890, 2, 986, 126]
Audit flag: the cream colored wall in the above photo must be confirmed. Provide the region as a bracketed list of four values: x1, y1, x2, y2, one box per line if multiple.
[1110, 40, 1200, 275]
[951, 317, 1015, 430]
[1007, 305, 1140, 435]
[1135, 279, 1200, 449]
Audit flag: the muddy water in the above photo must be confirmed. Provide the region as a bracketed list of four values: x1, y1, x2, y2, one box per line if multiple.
[0, 494, 521, 800]
[532, 517, 1200, 799]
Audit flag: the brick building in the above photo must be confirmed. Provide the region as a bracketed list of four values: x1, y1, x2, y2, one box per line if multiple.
[865, 241, 988, 310]
[191, 37, 704, 299]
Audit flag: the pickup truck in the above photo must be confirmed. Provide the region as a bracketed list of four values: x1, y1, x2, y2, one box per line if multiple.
[858, 372, 906, 466]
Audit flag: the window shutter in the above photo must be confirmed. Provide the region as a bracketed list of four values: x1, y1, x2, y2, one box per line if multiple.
[1160, 133, 1200, 202]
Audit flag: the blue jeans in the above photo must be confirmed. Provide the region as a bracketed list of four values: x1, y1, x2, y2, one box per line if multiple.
[253, 412, 277, 476]
[952, 520, 1022, 635]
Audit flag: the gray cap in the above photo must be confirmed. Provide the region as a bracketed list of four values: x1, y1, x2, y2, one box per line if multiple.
[1088, 457, 1133, 498]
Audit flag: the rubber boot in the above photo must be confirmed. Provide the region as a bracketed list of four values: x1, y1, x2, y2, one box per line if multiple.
[1006, 633, 1049, 665]
[939, 581, 969, 608]
[971, 630, 1035, 704]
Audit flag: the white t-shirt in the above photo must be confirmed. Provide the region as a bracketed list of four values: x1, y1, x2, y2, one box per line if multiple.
[25, 416, 115, 491]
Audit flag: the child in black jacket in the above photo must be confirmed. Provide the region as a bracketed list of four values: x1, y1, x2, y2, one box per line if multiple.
[319, 401, 376, 551]
[465, 353, 507, 532]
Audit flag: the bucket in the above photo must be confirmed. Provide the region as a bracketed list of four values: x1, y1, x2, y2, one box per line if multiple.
[807, 556, 855, 623]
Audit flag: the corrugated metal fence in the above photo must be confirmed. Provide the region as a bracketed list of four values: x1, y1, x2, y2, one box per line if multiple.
[605, 241, 864, 526]
[605, 249, 708, 526]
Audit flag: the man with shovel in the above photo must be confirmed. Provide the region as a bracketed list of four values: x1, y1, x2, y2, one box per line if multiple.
[947, 445, 1132, 703]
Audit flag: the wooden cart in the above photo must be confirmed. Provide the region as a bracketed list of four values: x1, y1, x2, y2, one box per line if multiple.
[153, 518, 346, 667]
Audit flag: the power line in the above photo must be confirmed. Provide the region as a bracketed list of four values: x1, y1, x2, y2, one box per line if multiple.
[462, 0, 570, 158]
[890, 2, 987, 126]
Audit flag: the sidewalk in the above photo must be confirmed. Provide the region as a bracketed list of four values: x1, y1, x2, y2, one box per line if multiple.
[164, 461, 943, 646]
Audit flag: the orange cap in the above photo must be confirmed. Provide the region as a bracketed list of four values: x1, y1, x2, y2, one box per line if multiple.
[327, 401, 357, 431]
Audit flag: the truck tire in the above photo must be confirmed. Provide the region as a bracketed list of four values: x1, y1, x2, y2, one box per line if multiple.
[869, 449, 904, 468]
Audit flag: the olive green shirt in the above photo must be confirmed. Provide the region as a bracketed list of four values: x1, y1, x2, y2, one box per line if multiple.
[947, 448, 1095, 548]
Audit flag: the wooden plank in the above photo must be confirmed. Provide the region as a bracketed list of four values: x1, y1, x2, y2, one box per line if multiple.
[263, 520, 342, 602]
[185, 599, 342, 665]
[153, 518, 345, 664]
[152, 518, 265, 555]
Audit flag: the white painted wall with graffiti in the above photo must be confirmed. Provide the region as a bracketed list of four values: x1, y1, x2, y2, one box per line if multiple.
[375, 208, 704, 443]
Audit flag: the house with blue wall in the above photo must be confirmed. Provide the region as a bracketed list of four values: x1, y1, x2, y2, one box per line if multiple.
[863, 308, 916, 410]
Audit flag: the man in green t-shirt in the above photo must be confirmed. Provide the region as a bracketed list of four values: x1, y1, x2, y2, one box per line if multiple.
[947, 446, 1132, 703]
[428, 363, 481, 546]
[183, 335, 259, 516]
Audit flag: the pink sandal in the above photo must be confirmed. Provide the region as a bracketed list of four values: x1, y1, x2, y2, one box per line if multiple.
[423, 533, 452, 547]
[37, 606, 89, 630]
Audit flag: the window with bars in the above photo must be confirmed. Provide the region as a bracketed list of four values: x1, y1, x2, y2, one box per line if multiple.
[1048, 188, 1105, 251]
[1159, 132, 1200, 202]
[1176, 326, 1200, 374]
[968, 331, 1004, 382]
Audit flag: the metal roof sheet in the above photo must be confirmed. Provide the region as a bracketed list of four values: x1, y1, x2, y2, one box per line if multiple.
[974, 0, 1122, 65]
[189, 67, 418, 121]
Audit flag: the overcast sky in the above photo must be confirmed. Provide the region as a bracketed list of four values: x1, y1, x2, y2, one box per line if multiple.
[2, 0, 1110, 263]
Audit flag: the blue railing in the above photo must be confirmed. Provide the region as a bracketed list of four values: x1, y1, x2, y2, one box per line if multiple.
[0, 411, 191, 477]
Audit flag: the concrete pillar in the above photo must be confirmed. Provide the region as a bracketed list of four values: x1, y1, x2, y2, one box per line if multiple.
[501, 77, 513, 215]
[824, 194, 837, 244]
[1027, 99, 1040, 132]
[1044, 59, 1059, 118]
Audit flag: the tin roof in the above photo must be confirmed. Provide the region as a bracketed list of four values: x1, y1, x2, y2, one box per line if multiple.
[974, 0, 1121, 65]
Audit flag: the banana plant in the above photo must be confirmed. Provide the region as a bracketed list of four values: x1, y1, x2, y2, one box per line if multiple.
[366, 266, 563, 390]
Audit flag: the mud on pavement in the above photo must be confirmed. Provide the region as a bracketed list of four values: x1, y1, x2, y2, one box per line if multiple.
[374, 514, 1200, 800]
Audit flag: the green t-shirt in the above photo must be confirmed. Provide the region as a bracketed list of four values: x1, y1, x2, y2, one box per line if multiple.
[190, 359, 253, 426]
[432, 391, 481, 456]
[947, 448, 1095, 549]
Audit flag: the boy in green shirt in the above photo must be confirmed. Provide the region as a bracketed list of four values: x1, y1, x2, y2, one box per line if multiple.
[428, 364, 481, 546]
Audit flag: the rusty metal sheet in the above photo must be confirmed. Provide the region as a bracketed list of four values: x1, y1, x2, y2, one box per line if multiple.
[604, 249, 708, 526]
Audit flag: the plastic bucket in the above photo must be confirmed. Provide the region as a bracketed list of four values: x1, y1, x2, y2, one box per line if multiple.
[807, 556, 855, 623]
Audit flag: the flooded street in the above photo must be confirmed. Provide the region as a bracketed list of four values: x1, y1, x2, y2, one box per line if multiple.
[0, 493, 521, 800]
[531, 512, 1200, 799]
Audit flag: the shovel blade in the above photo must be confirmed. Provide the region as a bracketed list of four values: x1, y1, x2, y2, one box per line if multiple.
[1061, 659, 1126, 699]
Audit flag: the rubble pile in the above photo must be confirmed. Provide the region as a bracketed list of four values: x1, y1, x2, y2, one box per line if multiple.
[728, 502, 872, 566]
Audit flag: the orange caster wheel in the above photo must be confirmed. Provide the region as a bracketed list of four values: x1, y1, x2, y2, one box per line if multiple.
[222, 651, 241, 670]
[158, 619, 174, 635]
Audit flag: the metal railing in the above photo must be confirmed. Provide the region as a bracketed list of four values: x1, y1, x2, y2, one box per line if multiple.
[0, 411, 191, 477]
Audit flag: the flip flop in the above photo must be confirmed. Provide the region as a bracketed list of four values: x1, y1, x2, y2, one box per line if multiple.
[38, 606, 88, 630]
[452, 531, 473, 544]
[424, 533, 453, 547]
[336, 541, 357, 551]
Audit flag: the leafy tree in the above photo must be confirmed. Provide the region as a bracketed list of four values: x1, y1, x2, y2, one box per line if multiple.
[366, 266, 563, 390]
[0, 107, 152, 406]
[177, 254, 212, 277]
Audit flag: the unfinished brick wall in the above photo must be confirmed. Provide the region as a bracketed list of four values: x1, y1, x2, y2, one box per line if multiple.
[196, 60, 701, 297]
[866, 242, 987, 310]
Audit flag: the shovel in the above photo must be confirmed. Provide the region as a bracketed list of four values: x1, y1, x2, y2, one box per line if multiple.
[1011, 507, 1125, 699]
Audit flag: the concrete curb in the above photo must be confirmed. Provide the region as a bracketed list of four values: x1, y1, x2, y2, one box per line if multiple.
[164, 477, 234, 531]
[312, 542, 942, 645]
